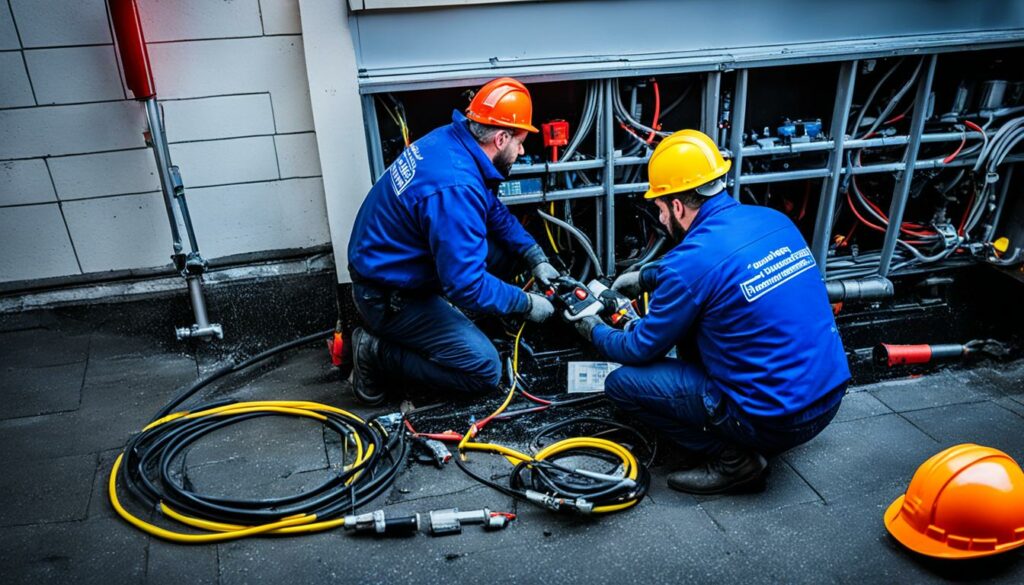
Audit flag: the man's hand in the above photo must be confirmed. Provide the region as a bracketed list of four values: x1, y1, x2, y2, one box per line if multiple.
[524, 292, 555, 322]
[572, 315, 603, 342]
[524, 244, 560, 286]
[611, 270, 642, 298]
[531, 262, 560, 287]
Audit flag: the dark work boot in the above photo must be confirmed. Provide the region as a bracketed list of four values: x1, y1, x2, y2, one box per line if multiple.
[666, 447, 768, 495]
[350, 327, 386, 406]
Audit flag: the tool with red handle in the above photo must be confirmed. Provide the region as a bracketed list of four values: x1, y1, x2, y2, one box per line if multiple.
[873, 339, 1009, 367]
[109, 0, 222, 341]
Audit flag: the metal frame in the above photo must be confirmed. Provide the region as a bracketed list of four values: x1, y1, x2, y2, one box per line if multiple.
[812, 60, 857, 275]
[878, 55, 938, 277]
[360, 45, 1022, 281]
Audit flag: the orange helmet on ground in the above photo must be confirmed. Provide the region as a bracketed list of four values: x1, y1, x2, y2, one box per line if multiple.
[885, 443, 1024, 559]
[466, 77, 539, 133]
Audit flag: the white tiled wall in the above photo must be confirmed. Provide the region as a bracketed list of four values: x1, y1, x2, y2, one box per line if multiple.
[0, 0, 329, 285]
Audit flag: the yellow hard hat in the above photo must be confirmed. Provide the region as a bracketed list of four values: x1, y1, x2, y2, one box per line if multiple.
[644, 129, 731, 199]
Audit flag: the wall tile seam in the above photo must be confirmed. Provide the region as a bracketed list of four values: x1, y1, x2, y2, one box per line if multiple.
[43, 158, 84, 274]
[4, 0, 35, 106]
[0, 176, 326, 208]
[0, 132, 316, 166]
[0, 97, 129, 112]
[272, 135, 283, 180]
[158, 91, 271, 103]
[0, 90, 277, 112]
[18, 43, 116, 51]
[144, 33, 302, 46]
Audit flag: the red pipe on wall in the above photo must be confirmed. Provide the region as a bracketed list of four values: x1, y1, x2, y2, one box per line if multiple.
[108, 0, 156, 100]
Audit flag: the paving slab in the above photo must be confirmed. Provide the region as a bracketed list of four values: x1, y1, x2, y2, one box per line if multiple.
[0, 515, 147, 585]
[867, 369, 1001, 413]
[708, 494, 1024, 584]
[173, 415, 333, 500]
[0, 352, 197, 462]
[994, 396, 1024, 418]
[697, 458, 823, 522]
[831, 389, 894, 423]
[901, 400, 1024, 457]
[146, 539, 219, 585]
[0, 328, 90, 368]
[971, 359, 1024, 396]
[782, 413, 940, 502]
[0, 360, 86, 420]
[0, 451, 98, 526]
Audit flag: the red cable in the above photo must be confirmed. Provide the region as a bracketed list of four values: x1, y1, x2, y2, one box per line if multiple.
[519, 389, 553, 406]
[645, 79, 661, 144]
[853, 152, 936, 237]
[964, 120, 985, 135]
[845, 190, 929, 245]
[943, 136, 967, 164]
[958, 190, 975, 236]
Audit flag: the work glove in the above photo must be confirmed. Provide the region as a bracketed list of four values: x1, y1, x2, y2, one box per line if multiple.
[524, 292, 556, 323]
[611, 270, 642, 298]
[532, 262, 560, 287]
[524, 244, 560, 286]
[573, 315, 603, 343]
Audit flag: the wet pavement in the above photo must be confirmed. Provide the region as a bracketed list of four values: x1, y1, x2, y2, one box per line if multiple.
[3, 309, 1024, 584]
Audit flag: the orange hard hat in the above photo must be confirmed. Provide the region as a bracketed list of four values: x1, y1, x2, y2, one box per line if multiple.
[466, 77, 539, 133]
[885, 443, 1024, 559]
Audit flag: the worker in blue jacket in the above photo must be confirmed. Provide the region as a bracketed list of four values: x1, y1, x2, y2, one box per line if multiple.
[347, 77, 558, 405]
[571, 129, 850, 494]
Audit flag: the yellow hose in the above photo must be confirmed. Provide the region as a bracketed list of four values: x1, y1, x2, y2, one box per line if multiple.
[455, 321, 644, 514]
[110, 400, 376, 543]
[544, 201, 560, 254]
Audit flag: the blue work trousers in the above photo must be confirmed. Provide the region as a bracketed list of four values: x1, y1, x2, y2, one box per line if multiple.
[350, 238, 521, 398]
[352, 282, 502, 398]
[604, 359, 843, 457]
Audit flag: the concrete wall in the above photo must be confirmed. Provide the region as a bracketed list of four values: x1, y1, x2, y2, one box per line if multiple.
[0, 0, 331, 285]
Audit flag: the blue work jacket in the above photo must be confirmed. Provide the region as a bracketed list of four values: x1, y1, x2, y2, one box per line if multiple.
[348, 111, 536, 315]
[593, 193, 851, 418]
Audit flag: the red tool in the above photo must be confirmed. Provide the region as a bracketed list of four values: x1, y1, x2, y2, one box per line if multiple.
[109, 0, 221, 341]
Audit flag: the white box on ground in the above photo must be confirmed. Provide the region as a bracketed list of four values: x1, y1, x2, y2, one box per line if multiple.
[567, 361, 622, 393]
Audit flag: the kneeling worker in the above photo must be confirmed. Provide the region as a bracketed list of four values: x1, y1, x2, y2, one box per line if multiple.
[571, 129, 850, 494]
[347, 77, 558, 405]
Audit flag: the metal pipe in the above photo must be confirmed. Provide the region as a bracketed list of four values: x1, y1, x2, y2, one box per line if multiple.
[702, 71, 721, 142]
[537, 209, 603, 278]
[727, 69, 748, 197]
[739, 130, 987, 158]
[508, 159, 606, 176]
[825, 276, 894, 303]
[175, 277, 223, 340]
[813, 60, 857, 275]
[987, 164, 1016, 241]
[602, 79, 616, 275]
[145, 98, 184, 255]
[736, 152, 1024, 186]
[362, 95, 385, 181]
[501, 186, 605, 206]
[879, 54, 937, 277]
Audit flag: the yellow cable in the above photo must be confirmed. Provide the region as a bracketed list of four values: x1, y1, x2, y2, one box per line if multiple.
[453, 321, 644, 514]
[544, 202, 560, 254]
[109, 454, 320, 543]
[110, 400, 377, 542]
